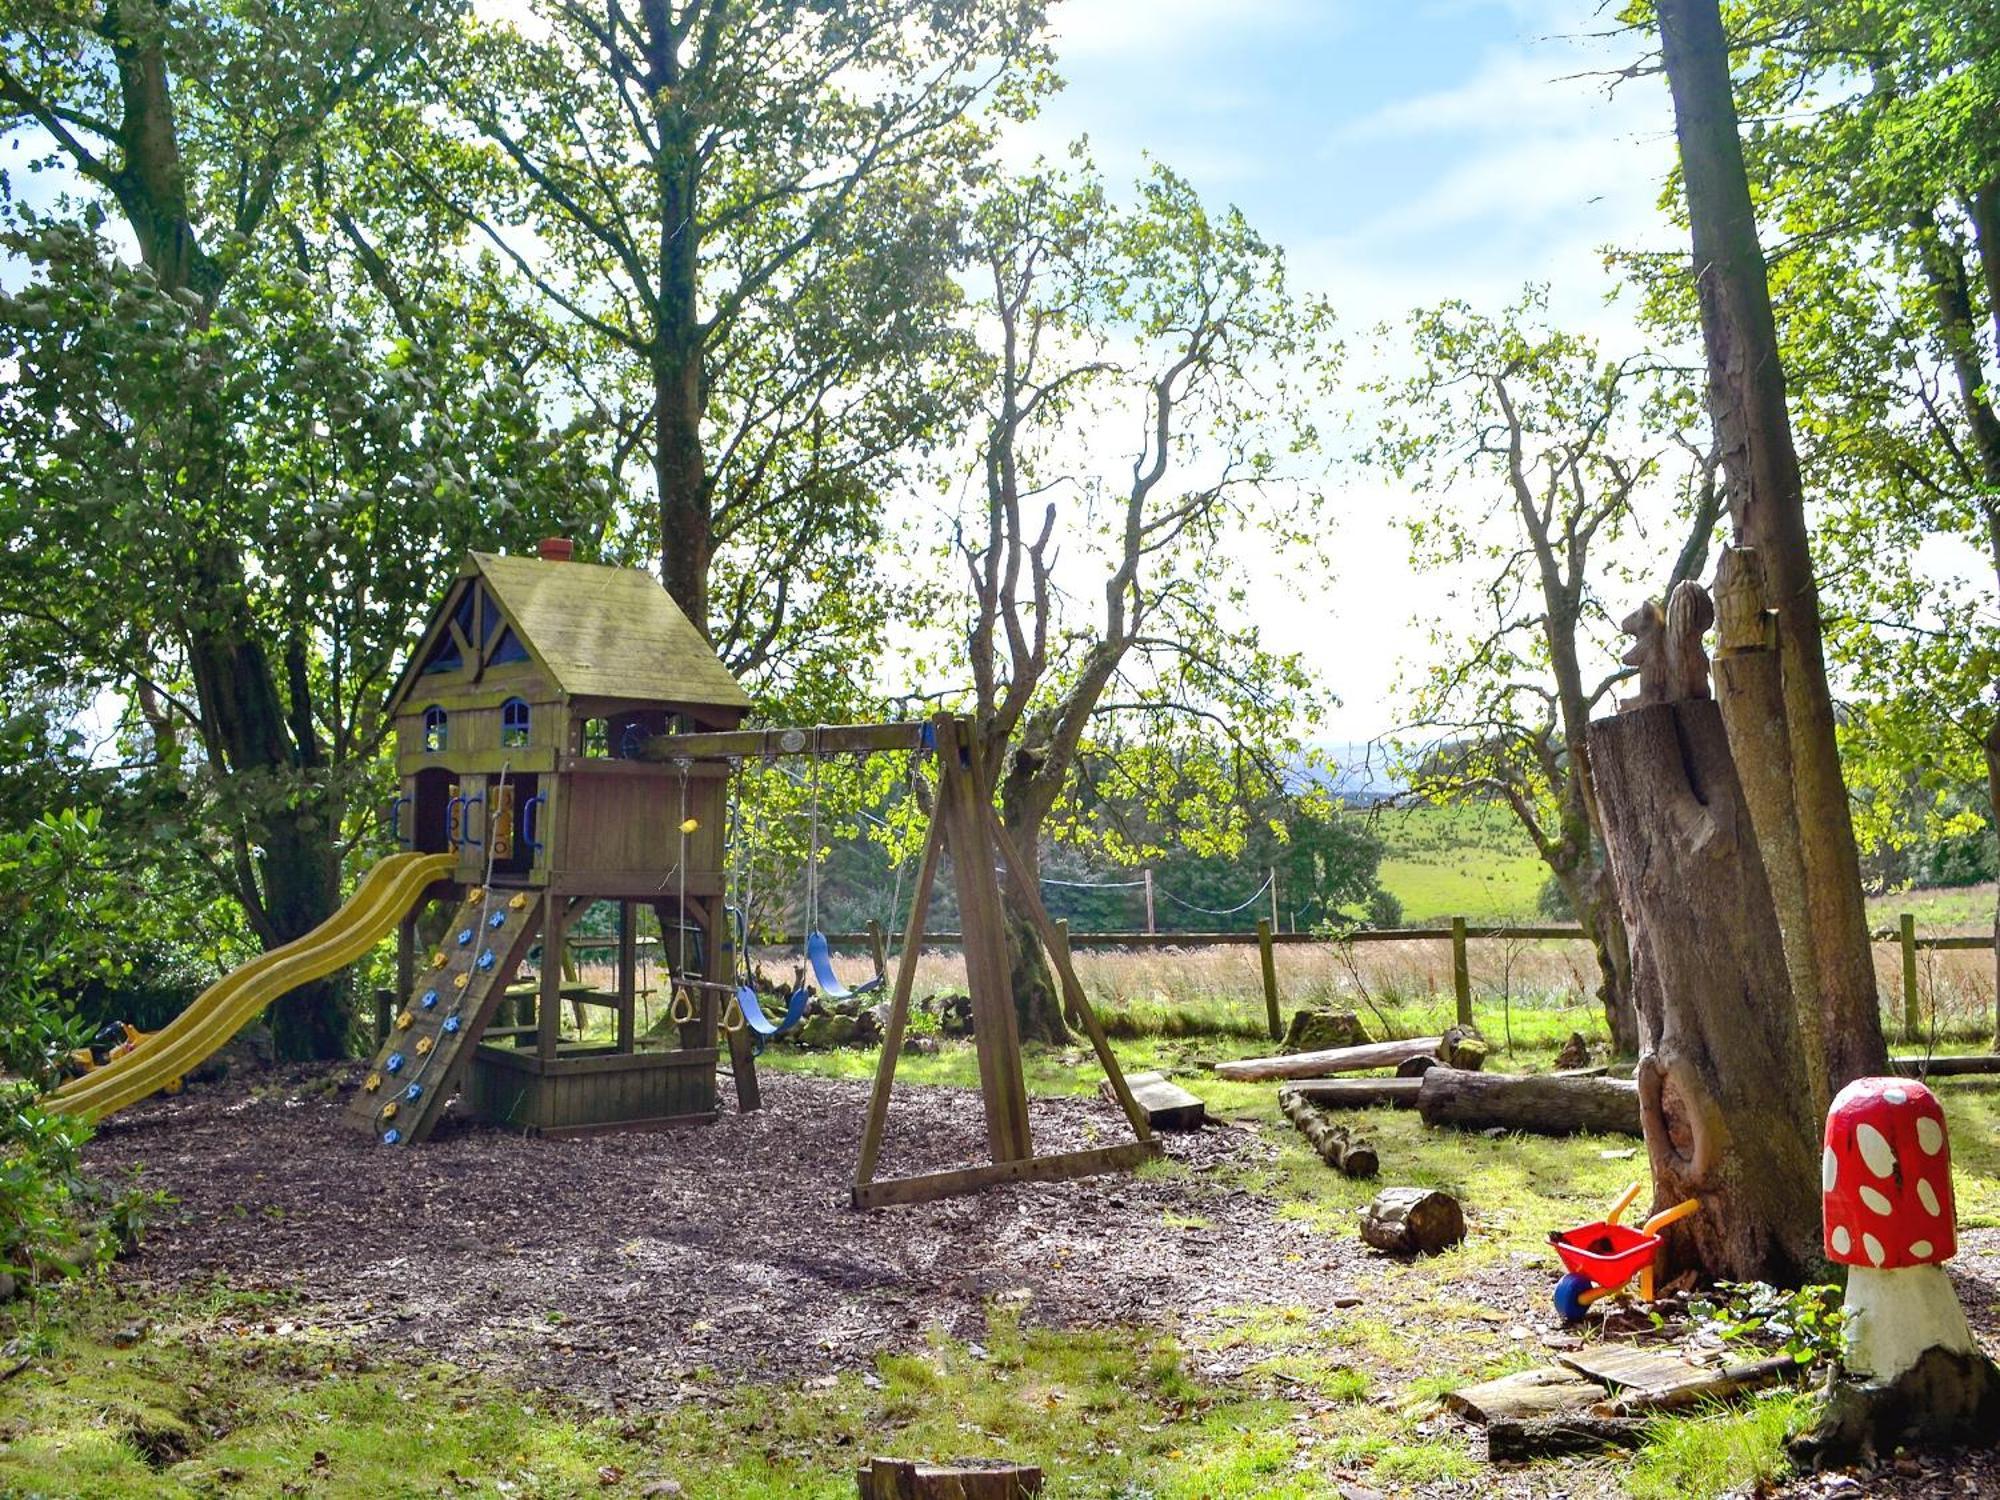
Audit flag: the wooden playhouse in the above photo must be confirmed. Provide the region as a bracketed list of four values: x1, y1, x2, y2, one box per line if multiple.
[350, 538, 756, 1144]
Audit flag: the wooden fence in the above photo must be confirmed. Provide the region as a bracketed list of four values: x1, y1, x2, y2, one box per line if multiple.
[818, 915, 1995, 1042]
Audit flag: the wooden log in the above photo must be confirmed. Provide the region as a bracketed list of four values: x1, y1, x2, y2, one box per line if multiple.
[1103, 1070, 1206, 1132]
[1279, 1087, 1378, 1176]
[1890, 1053, 2000, 1077]
[1414, 1067, 1642, 1138]
[1589, 698, 1826, 1282]
[1358, 1187, 1464, 1255]
[1214, 1036, 1443, 1082]
[1256, 917, 1282, 1041]
[1486, 1415, 1644, 1461]
[856, 1456, 1044, 1499]
[1281, 1077, 1422, 1109]
[1445, 1365, 1603, 1424]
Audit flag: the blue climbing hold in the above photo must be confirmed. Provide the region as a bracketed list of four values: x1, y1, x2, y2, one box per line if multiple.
[385, 1052, 405, 1073]
[488, 910, 507, 929]
[442, 1016, 461, 1034]
[476, 949, 496, 971]
[421, 988, 439, 1009]
[405, 1083, 423, 1101]
[382, 1128, 402, 1145]
[458, 927, 474, 946]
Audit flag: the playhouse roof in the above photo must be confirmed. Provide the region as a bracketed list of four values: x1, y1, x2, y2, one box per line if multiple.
[388, 551, 751, 715]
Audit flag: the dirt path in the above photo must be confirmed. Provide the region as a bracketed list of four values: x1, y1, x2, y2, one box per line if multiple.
[84, 1066, 1366, 1409]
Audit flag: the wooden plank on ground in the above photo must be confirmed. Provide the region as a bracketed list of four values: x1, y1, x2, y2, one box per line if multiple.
[852, 1141, 1161, 1211]
[1282, 1077, 1423, 1109]
[1444, 1365, 1605, 1424]
[1102, 1071, 1205, 1131]
[1555, 1345, 1707, 1392]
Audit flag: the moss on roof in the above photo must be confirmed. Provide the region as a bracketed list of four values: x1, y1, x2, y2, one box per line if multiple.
[469, 551, 750, 709]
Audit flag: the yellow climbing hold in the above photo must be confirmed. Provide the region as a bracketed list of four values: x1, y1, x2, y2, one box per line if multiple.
[680, 817, 700, 834]
[381, 1101, 399, 1120]
[467, 887, 484, 902]
[415, 1037, 434, 1056]
[431, 951, 449, 969]
[396, 1011, 414, 1030]
[509, 893, 529, 910]
[364, 1072, 382, 1092]
[453, 973, 470, 990]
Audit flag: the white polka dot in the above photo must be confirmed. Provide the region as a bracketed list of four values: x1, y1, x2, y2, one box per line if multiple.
[1859, 1186, 1894, 1215]
[1823, 1146, 1838, 1192]
[1917, 1116, 1944, 1156]
[1856, 1123, 1896, 1178]
[1831, 1225, 1852, 1255]
[1918, 1179, 1941, 1217]
[1885, 1087, 1908, 1104]
[1863, 1233, 1886, 1266]
[1910, 1240, 1934, 1260]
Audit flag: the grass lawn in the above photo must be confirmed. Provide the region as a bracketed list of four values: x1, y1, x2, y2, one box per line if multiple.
[1363, 802, 1552, 924]
[8, 991, 1998, 1498]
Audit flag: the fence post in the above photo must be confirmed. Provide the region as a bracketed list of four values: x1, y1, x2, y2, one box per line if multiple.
[1900, 912, 1919, 1043]
[1256, 917, 1282, 1041]
[867, 918, 888, 983]
[1143, 869, 1156, 935]
[1451, 916, 1472, 1028]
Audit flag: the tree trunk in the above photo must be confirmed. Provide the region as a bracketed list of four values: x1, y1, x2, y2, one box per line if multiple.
[1588, 699, 1825, 1283]
[654, 344, 710, 635]
[1989, 719, 2000, 1050]
[1572, 869, 1640, 1057]
[1655, 0, 1887, 1091]
[996, 766, 1070, 1045]
[1712, 545, 1830, 1119]
[186, 577, 345, 1060]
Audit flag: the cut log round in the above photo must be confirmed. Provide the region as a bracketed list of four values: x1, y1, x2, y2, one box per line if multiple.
[857, 1457, 1044, 1499]
[1414, 1067, 1642, 1138]
[1359, 1187, 1465, 1255]
[1214, 1036, 1443, 1082]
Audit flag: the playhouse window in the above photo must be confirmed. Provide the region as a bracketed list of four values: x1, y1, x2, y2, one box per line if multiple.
[423, 706, 448, 753]
[501, 698, 531, 748]
[582, 718, 609, 758]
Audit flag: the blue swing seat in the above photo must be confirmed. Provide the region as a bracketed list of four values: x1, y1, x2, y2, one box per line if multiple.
[806, 930, 884, 1001]
[736, 982, 809, 1041]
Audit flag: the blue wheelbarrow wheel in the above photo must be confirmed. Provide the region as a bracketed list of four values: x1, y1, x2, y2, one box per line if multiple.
[1553, 1271, 1596, 1322]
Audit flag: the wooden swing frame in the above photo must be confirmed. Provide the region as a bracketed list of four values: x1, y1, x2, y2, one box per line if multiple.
[640, 713, 1160, 1209]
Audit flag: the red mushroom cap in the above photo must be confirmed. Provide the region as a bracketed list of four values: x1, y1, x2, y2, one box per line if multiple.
[1822, 1077, 1955, 1270]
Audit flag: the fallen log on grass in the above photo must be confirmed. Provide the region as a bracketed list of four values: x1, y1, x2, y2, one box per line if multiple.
[1279, 1086, 1379, 1175]
[1214, 1036, 1443, 1081]
[1415, 1066, 1642, 1138]
[1281, 1077, 1422, 1109]
[1889, 1053, 2000, 1077]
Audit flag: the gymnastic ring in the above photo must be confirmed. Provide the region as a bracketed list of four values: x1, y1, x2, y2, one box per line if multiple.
[720, 996, 744, 1033]
[669, 988, 697, 1025]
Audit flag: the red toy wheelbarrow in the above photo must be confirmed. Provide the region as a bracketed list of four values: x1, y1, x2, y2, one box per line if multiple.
[1550, 1181, 1700, 1321]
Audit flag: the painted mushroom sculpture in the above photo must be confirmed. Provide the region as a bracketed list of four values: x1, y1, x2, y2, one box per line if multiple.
[1821, 1077, 1978, 1383]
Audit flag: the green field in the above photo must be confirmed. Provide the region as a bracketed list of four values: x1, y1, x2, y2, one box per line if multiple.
[1363, 802, 1549, 924]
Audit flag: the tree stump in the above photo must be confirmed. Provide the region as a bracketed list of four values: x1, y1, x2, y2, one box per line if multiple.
[1283, 1008, 1368, 1053]
[1587, 699, 1824, 1282]
[857, 1458, 1043, 1499]
[1359, 1187, 1465, 1255]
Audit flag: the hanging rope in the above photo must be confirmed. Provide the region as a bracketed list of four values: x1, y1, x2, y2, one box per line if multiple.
[805, 730, 823, 939]
[673, 760, 691, 976]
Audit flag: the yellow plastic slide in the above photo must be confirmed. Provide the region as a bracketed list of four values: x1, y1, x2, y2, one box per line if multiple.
[48, 852, 455, 1123]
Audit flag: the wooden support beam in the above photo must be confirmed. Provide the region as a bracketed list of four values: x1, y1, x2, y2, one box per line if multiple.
[616, 902, 637, 1052]
[934, 717, 1033, 1165]
[538, 893, 565, 1060]
[854, 781, 951, 1190]
[636, 721, 932, 763]
[975, 794, 1153, 1145]
[851, 1141, 1161, 1211]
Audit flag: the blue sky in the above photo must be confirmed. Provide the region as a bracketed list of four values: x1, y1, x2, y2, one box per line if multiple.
[1012, 0, 1684, 741]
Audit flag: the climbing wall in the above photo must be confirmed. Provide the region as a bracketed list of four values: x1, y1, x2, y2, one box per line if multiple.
[346, 887, 542, 1145]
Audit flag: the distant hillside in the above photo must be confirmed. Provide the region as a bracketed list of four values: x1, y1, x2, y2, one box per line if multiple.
[1356, 802, 1547, 925]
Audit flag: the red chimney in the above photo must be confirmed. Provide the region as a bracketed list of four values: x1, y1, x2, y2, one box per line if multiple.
[537, 537, 573, 562]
